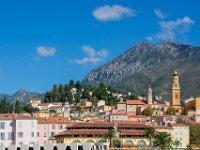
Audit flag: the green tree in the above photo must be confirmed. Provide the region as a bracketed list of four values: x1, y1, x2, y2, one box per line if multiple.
[127, 94, 138, 100]
[23, 104, 39, 114]
[153, 132, 173, 150]
[173, 140, 181, 149]
[165, 106, 176, 115]
[69, 80, 75, 89]
[53, 84, 58, 93]
[146, 126, 155, 146]
[103, 128, 119, 148]
[15, 100, 22, 114]
[93, 83, 108, 100]
[142, 107, 153, 116]
[186, 144, 193, 150]
[82, 87, 90, 99]
[9, 104, 14, 113]
[59, 84, 63, 93]
[75, 80, 82, 91]
[189, 124, 200, 144]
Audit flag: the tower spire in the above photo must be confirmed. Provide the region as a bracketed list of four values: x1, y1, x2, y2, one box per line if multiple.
[171, 70, 181, 108]
[148, 85, 153, 104]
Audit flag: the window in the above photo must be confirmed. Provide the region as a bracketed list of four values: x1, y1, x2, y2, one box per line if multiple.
[59, 125, 63, 129]
[37, 132, 40, 137]
[44, 132, 46, 137]
[18, 132, 23, 138]
[51, 132, 55, 137]
[0, 122, 5, 129]
[52, 125, 56, 129]
[0, 132, 5, 140]
[18, 122, 22, 128]
[31, 122, 34, 127]
[8, 132, 14, 140]
[31, 132, 34, 137]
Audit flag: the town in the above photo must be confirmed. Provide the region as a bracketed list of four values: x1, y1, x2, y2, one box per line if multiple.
[0, 70, 200, 150]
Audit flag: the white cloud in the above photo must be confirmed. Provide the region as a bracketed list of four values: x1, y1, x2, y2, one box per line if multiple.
[73, 45, 109, 65]
[36, 46, 56, 57]
[154, 9, 166, 19]
[146, 16, 194, 41]
[92, 4, 136, 21]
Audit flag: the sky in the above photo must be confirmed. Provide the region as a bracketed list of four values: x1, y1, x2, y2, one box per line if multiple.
[0, 0, 199, 94]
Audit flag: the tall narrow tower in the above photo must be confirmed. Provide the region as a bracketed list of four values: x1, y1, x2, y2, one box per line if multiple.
[171, 70, 181, 108]
[148, 86, 153, 104]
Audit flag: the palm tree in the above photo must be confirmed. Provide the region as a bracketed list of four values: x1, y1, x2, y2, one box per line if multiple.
[186, 144, 193, 150]
[103, 128, 119, 148]
[173, 140, 181, 149]
[146, 126, 155, 146]
[153, 132, 173, 150]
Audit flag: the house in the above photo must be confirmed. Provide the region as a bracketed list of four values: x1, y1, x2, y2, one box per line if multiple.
[55, 122, 150, 148]
[48, 106, 65, 114]
[28, 98, 41, 105]
[156, 115, 176, 126]
[0, 114, 38, 147]
[155, 124, 190, 148]
[37, 116, 71, 144]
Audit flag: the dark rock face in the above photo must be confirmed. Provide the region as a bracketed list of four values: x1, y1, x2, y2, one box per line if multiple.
[83, 41, 200, 100]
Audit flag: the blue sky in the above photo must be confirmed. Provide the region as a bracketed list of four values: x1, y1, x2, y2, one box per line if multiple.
[0, 0, 199, 94]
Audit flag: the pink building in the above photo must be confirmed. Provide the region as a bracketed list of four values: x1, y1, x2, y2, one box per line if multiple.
[37, 116, 71, 144]
[0, 114, 38, 147]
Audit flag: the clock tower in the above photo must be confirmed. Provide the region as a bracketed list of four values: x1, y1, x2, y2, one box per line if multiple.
[171, 70, 181, 108]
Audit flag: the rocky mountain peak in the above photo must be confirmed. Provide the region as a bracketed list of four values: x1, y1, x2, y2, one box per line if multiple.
[83, 41, 200, 99]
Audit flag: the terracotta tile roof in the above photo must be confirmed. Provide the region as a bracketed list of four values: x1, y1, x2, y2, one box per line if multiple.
[69, 122, 114, 129]
[67, 122, 148, 130]
[37, 103, 50, 106]
[49, 106, 64, 109]
[171, 123, 189, 127]
[38, 117, 70, 124]
[127, 100, 145, 105]
[120, 130, 147, 136]
[0, 114, 36, 120]
[56, 129, 147, 137]
[56, 129, 107, 136]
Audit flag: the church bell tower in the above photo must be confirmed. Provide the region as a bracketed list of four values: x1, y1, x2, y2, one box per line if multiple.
[171, 70, 181, 108]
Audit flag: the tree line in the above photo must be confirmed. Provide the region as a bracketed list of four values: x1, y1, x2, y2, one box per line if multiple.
[0, 97, 39, 114]
[44, 80, 137, 106]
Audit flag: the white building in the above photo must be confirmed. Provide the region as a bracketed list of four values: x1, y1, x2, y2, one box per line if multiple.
[0, 114, 38, 147]
[171, 124, 190, 148]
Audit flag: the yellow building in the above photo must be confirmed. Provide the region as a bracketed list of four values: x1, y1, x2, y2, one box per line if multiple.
[55, 122, 150, 148]
[28, 98, 41, 105]
[171, 70, 181, 109]
[185, 97, 200, 115]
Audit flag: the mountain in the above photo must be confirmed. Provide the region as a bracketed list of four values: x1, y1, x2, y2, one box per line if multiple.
[83, 41, 200, 100]
[0, 89, 44, 104]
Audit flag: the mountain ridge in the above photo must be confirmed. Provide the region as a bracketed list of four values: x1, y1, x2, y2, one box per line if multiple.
[83, 41, 200, 100]
[0, 89, 44, 104]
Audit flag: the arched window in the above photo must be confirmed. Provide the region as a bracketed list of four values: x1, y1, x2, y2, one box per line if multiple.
[137, 140, 146, 146]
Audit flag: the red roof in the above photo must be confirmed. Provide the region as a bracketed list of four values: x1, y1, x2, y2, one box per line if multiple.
[57, 129, 107, 136]
[49, 106, 64, 109]
[38, 117, 70, 124]
[127, 100, 145, 105]
[0, 114, 36, 120]
[121, 130, 147, 136]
